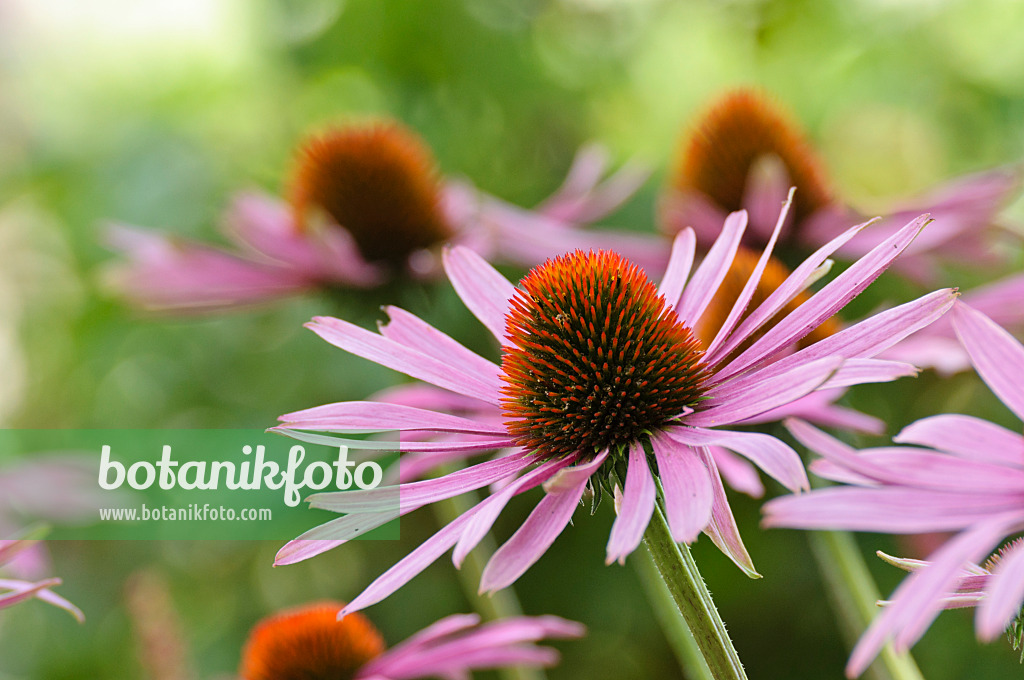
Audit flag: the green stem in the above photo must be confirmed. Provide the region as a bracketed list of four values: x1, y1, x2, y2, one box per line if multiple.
[642, 502, 747, 680]
[808, 530, 925, 680]
[432, 489, 545, 680]
[634, 546, 715, 680]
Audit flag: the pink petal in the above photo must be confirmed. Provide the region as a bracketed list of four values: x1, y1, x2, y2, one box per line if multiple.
[279, 401, 506, 436]
[676, 211, 748, 326]
[705, 189, 794, 357]
[379, 306, 503, 379]
[818, 358, 919, 389]
[657, 229, 696, 310]
[708, 217, 874, 370]
[442, 247, 515, 344]
[668, 427, 808, 493]
[652, 433, 714, 542]
[480, 453, 608, 593]
[786, 418, 1024, 493]
[717, 214, 931, 378]
[606, 443, 658, 564]
[306, 316, 502, 406]
[342, 508, 483, 615]
[698, 447, 760, 578]
[104, 225, 312, 312]
[741, 389, 885, 435]
[710, 446, 765, 498]
[848, 512, 1024, 677]
[763, 487, 1019, 533]
[977, 540, 1024, 640]
[453, 458, 571, 568]
[309, 453, 531, 514]
[895, 414, 1024, 468]
[951, 302, 1024, 421]
[692, 356, 843, 429]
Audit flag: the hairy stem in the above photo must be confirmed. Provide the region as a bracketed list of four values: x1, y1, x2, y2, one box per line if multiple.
[642, 502, 747, 680]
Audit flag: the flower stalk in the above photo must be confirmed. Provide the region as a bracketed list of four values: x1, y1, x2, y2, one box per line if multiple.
[642, 500, 747, 680]
[807, 530, 925, 680]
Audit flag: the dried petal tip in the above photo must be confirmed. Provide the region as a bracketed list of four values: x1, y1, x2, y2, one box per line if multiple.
[500, 250, 709, 461]
[289, 122, 453, 265]
[240, 601, 385, 680]
[674, 89, 832, 226]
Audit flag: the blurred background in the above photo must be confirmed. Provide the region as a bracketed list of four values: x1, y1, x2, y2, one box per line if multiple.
[1, 0, 1024, 677]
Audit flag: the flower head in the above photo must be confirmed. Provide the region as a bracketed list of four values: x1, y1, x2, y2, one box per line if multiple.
[764, 302, 1024, 676]
[239, 601, 583, 680]
[289, 123, 453, 266]
[502, 250, 709, 459]
[105, 123, 664, 313]
[273, 199, 954, 616]
[667, 89, 832, 242]
[662, 88, 1021, 283]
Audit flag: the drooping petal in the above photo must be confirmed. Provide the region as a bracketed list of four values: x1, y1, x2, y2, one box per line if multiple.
[606, 443, 658, 565]
[453, 458, 571, 568]
[698, 447, 760, 578]
[951, 302, 1024, 422]
[309, 453, 530, 514]
[668, 427, 808, 493]
[341, 509, 482, 616]
[104, 225, 313, 312]
[442, 246, 516, 344]
[763, 487, 1019, 533]
[787, 418, 1024, 493]
[742, 389, 885, 435]
[709, 446, 765, 498]
[652, 433, 714, 542]
[480, 453, 608, 593]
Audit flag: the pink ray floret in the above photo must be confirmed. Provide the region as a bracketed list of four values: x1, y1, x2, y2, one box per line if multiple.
[764, 302, 1024, 677]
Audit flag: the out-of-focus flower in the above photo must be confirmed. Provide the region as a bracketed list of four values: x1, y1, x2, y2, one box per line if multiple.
[105, 121, 664, 313]
[0, 539, 82, 620]
[763, 302, 1024, 677]
[271, 199, 952, 617]
[660, 89, 1021, 283]
[238, 601, 583, 680]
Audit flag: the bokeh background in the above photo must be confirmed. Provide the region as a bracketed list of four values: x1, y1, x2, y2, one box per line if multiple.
[1, 0, 1024, 677]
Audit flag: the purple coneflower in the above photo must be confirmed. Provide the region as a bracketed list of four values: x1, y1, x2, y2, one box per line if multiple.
[0, 539, 82, 620]
[105, 121, 662, 313]
[274, 200, 955, 617]
[764, 302, 1024, 676]
[239, 601, 583, 680]
[660, 89, 1020, 283]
